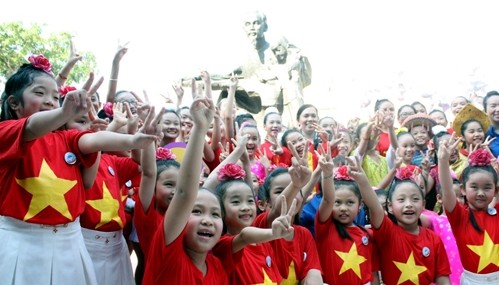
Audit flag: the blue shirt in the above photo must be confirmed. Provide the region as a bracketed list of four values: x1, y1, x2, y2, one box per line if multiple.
[487, 126, 499, 158]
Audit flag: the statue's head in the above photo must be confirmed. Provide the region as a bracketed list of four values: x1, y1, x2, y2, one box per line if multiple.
[242, 11, 268, 44]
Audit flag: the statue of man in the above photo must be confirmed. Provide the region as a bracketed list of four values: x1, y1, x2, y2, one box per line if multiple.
[234, 11, 312, 127]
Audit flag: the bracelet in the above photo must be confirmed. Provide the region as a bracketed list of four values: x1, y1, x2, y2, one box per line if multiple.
[323, 173, 333, 179]
[58, 73, 67, 80]
[299, 190, 304, 198]
[109, 78, 118, 81]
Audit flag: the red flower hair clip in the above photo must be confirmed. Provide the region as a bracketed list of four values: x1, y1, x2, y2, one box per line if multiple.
[334, 166, 354, 181]
[468, 148, 493, 166]
[395, 165, 421, 181]
[58, 85, 77, 99]
[27, 54, 53, 75]
[102, 102, 114, 117]
[218, 163, 246, 181]
[156, 147, 176, 161]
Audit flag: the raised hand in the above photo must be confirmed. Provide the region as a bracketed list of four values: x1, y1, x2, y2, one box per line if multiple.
[265, 134, 283, 155]
[190, 94, 215, 130]
[88, 106, 108, 132]
[68, 38, 83, 65]
[271, 196, 296, 240]
[133, 106, 165, 148]
[346, 156, 370, 185]
[287, 140, 312, 189]
[62, 73, 94, 118]
[437, 134, 460, 162]
[317, 143, 334, 176]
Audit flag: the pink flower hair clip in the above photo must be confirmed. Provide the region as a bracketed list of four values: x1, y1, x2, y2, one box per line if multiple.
[102, 102, 114, 117]
[58, 85, 77, 100]
[155, 147, 177, 161]
[334, 166, 354, 181]
[27, 54, 53, 75]
[468, 148, 493, 166]
[395, 165, 421, 181]
[218, 163, 246, 181]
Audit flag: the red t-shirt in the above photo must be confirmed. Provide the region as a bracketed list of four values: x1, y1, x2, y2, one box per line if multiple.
[446, 202, 499, 274]
[142, 223, 228, 285]
[374, 215, 451, 285]
[203, 146, 222, 172]
[0, 118, 98, 225]
[254, 212, 322, 282]
[80, 154, 139, 231]
[133, 194, 164, 259]
[315, 214, 377, 284]
[213, 234, 282, 284]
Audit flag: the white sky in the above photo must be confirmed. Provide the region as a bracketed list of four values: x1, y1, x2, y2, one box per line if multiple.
[2, 0, 499, 124]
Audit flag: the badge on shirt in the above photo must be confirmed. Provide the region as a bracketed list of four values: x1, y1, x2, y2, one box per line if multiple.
[64, 152, 77, 165]
[362, 235, 369, 245]
[266, 256, 271, 267]
[303, 252, 307, 262]
[125, 180, 132, 188]
[487, 207, 497, 216]
[422, 246, 430, 257]
[108, 166, 115, 176]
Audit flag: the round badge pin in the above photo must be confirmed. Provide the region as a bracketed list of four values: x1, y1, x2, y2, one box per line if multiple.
[487, 208, 497, 216]
[422, 246, 430, 257]
[108, 166, 115, 176]
[303, 252, 308, 262]
[266, 256, 271, 267]
[125, 180, 132, 188]
[64, 152, 77, 165]
[362, 236, 369, 245]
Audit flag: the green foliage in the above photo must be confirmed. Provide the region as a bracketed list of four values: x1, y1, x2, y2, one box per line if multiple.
[0, 22, 96, 85]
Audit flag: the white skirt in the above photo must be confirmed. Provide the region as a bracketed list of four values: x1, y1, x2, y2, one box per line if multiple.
[461, 270, 499, 284]
[82, 228, 134, 285]
[0, 215, 98, 285]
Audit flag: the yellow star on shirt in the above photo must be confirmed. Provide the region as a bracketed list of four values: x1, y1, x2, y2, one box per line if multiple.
[467, 231, 499, 273]
[86, 181, 123, 229]
[280, 261, 297, 285]
[393, 251, 427, 285]
[16, 159, 77, 221]
[335, 242, 367, 279]
[252, 268, 277, 285]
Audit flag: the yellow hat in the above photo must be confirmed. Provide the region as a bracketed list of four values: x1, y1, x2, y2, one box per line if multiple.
[452, 103, 491, 137]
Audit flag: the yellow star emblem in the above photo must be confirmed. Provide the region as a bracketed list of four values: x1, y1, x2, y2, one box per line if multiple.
[252, 268, 278, 285]
[467, 231, 499, 272]
[16, 159, 77, 221]
[280, 260, 298, 285]
[393, 251, 427, 285]
[86, 181, 124, 229]
[335, 242, 367, 279]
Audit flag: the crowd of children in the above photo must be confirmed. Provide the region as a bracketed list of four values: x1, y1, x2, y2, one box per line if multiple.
[0, 45, 498, 285]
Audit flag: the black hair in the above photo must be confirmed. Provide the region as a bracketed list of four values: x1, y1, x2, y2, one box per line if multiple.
[215, 179, 252, 217]
[386, 179, 424, 225]
[235, 113, 255, 127]
[1, 64, 55, 121]
[411, 101, 427, 113]
[263, 112, 281, 125]
[397, 104, 416, 119]
[374, 99, 391, 112]
[156, 159, 180, 181]
[296, 104, 318, 122]
[332, 180, 371, 240]
[318, 116, 337, 126]
[280, 128, 301, 149]
[258, 167, 289, 202]
[461, 165, 498, 232]
[483, 90, 499, 112]
[460, 119, 485, 149]
[431, 130, 451, 165]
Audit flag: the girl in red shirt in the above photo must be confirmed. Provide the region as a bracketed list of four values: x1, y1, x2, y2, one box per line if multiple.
[439, 141, 499, 284]
[0, 55, 163, 285]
